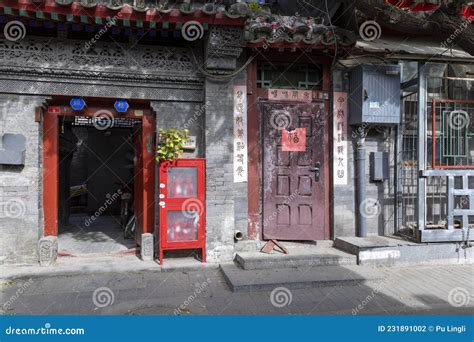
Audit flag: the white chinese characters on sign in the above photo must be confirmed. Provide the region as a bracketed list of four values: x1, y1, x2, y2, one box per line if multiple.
[233, 86, 248, 183]
[268, 89, 312, 103]
[333, 92, 348, 185]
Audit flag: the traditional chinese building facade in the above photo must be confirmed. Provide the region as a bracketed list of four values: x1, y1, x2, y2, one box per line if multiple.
[0, 0, 472, 267]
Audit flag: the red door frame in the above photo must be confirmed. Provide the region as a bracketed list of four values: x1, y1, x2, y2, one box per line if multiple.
[246, 53, 331, 240]
[42, 101, 155, 240]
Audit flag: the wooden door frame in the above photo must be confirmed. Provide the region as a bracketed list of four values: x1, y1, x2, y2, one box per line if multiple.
[246, 54, 331, 240]
[42, 99, 155, 239]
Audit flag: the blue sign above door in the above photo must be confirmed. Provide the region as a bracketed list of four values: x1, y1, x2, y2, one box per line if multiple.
[70, 97, 86, 111]
[114, 99, 129, 113]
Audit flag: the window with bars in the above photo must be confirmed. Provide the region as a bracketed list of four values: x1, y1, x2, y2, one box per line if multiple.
[431, 99, 474, 168]
[256, 62, 322, 89]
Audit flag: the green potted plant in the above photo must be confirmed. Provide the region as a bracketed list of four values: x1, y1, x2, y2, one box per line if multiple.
[156, 128, 189, 162]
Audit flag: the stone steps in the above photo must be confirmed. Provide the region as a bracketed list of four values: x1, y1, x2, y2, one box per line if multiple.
[220, 263, 384, 292]
[234, 247, 357, 270]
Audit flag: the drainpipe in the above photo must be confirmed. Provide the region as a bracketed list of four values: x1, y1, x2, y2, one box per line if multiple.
[356, 126, 367, 237]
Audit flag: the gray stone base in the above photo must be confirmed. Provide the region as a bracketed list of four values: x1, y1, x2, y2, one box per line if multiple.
[140, 233, 154, 261]
[335, 236, 474, 266]
[38, 236, 58, 266]
[220, 263, 383, 292]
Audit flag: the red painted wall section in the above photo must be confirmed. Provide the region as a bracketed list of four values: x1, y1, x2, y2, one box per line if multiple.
[43, 113, 59, 237]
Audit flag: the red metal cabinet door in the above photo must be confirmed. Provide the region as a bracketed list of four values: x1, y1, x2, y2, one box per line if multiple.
[158, 159, 206, 257]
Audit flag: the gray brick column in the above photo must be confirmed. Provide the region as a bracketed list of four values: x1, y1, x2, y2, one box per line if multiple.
[204, 79, 235, 262]
[0, 95, 48, 265]
[202, 25, 245, 262]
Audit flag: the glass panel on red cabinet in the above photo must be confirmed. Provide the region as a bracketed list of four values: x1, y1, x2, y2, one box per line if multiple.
[167, 210, 198, 242]
[167, 167, 198, 198]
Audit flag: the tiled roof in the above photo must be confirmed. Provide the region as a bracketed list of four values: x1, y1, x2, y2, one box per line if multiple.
[1, 0, 249, 26]
[0, 1, 357, 49]
[245, 14, 357, 49]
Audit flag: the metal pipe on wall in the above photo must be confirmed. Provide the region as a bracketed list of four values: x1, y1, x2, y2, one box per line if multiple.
[356, 126, 367, 237]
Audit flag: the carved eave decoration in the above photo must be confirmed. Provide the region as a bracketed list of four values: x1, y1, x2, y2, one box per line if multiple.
[0, 38, 204, 86]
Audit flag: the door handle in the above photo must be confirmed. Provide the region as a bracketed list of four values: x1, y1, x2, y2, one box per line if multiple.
[309, 162, 320, 182]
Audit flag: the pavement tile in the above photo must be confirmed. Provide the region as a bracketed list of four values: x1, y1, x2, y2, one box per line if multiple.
[1, 264, 472, 316]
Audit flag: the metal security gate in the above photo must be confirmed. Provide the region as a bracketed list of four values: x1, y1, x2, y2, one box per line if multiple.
[399, 64, 474, 242]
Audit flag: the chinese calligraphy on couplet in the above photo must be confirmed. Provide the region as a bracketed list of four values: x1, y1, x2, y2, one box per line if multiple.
[233, 86, 248, 183]
[333, 92, 348, 185]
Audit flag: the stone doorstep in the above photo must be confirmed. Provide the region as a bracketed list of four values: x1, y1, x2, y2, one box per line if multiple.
[220, 263, 384, 292]
[235, 247, 357, 270]
[234, 240, 334, 253]
[334, 236, 474, 266]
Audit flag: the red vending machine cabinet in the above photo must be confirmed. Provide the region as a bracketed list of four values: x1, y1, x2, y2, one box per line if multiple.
[158, 158, 206, 265]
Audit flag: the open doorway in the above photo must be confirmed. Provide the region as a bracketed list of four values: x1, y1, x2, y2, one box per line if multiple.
[43, 101, 156, 258]
[57, 117, 139, 255]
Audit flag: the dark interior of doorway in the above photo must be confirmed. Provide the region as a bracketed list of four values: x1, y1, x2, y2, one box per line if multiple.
[57, 116, 138, 255]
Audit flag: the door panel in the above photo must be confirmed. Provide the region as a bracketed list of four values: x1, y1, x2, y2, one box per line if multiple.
[262, 102, 326, 240]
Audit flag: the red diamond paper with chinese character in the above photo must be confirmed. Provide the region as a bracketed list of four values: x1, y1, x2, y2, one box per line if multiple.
[282, 128, 306, 152]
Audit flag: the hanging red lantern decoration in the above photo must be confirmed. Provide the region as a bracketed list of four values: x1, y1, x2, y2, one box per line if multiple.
[460, 5, 474, 21]
[410, 0, 440, 12]
[384, 0, 413, 8]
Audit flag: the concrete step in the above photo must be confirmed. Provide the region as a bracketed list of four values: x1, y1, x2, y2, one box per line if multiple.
[334, 236, 474, 266]
[220, 263, 384, 292]
[235, 247, 356, 270]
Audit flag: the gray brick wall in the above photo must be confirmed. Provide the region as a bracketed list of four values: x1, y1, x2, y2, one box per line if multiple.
[204, 79, 235, 262]
[0, 95, 46, 265]
[152, 101, 206, 159]
[332, 70, 396, 238]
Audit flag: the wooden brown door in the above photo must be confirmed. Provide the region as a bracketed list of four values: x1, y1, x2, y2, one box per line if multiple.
[262, 102, 326, 240]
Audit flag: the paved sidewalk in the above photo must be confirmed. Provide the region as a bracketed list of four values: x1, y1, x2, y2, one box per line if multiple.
[1, 262, 472, 316]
